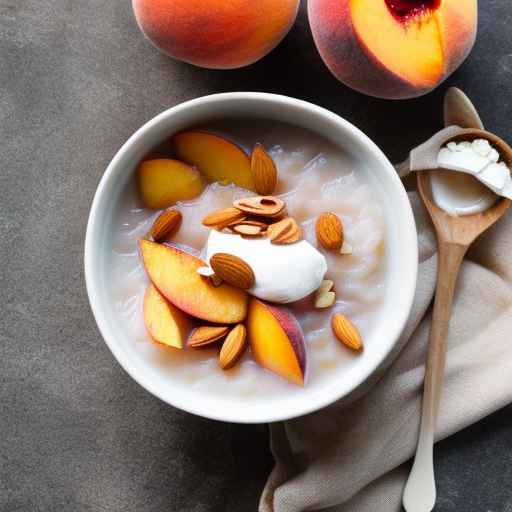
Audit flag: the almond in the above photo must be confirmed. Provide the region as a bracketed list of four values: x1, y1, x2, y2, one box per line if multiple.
[316, 212, 344, 251]
[203, 207, 246, 229]
[314, 280, 336, 308]
[340, 241, 353, 255]
[232, 223, 266, 237]
[233, 196, 285, 218]
[150, 209, 182, 242]
[210, 253, 255, 289]
[331, 314, 363, 351]
[267, 217, 302, 244]
[251, 143, 278, 195]
[219, 324, 247, 370]
[188, 326, 229, 347]
[197, 266, 223, 287]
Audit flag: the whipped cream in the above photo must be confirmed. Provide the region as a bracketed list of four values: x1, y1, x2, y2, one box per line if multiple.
[205, 230, 327, 304]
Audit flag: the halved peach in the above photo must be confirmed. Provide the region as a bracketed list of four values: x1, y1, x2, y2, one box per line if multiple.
[308, 0, 477, 99]
[247, 298, 306, 386]
[143, 284, 193, 349]
[172, 131, 255, 191]
[138, 158, 204, 209]
[139, 240, 248, 324]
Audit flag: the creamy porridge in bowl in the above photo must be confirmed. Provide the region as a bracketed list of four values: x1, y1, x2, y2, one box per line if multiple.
[85, 93, 417, 423]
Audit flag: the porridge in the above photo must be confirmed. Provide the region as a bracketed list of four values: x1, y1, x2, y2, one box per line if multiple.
[110, 121, 387, 397]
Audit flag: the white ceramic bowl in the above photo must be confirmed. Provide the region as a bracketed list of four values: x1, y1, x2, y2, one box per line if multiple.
[85, 93, 417, 423]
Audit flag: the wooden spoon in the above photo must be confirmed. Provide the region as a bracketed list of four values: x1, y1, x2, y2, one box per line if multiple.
[402, 129, 512, 512]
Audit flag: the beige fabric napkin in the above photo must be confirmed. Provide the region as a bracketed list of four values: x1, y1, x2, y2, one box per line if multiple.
[260, 90, 512, 512]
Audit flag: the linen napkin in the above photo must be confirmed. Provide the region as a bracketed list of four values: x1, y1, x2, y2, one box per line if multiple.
[260, 89, 512, 512]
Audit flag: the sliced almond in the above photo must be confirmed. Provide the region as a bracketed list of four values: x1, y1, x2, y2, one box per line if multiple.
[197, 266, 223, 286]
[188, 326, 229, 347]
[150, 209, 182, 242]
[210, 253, 255, 289]
[267, 217, 302, 244]
[233, 196, 285, 218]
[197, 266, 215, 277]
[340, 241, 353, 255]
[318, 279, 334, 293]
[315, 291, 336, 308]
[251, 143, 278, 195]
[232, 223, 266, 237]
[203, 207, 246, 229]
[219, 324, 247, 370]
[316, 212, 344, 251]
[331, 314, 363, 351]
[315, 280, 336, 308]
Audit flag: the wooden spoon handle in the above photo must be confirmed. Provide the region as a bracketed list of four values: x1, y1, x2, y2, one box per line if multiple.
[403, 241, 467, 512]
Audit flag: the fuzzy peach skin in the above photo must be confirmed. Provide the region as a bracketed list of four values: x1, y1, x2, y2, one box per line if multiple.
[132, 0, 300, 69]
[308, 0, 477, 99]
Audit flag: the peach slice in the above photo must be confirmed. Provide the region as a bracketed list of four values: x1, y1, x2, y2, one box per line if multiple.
[143, 284, 192, 349]
[308, 0, 477, 99]
[247, 298, 306, 386]
[138, 158, 204, 209]
[139, 240, 248, 324]
[172, 131, 255, 191]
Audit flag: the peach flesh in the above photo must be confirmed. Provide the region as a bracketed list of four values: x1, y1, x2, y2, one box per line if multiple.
[247, 299, 306, 386]
[139, 240, 248, 324]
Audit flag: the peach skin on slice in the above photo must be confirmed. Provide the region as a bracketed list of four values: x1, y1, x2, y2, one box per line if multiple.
[143, 284, 193, 349]
[139, 240, 248, 324]
[172, 131, 255, 191]
[138, 158, 204, 209]
[247, 298, 306, 386]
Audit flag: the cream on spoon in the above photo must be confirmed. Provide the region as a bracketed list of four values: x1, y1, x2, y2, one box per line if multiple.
[431, 138, 512, 216]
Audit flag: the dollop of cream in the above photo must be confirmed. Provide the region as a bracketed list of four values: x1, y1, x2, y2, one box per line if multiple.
[432, 139, 512, 216]
[205, 230, 327, 304]
[437, 139, 512, 199]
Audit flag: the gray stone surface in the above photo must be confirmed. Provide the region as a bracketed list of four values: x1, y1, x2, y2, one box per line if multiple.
[1, 1, 511, 511]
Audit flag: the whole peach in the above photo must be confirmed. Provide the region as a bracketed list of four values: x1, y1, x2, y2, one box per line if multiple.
[132, 0, 300, 69]
[308, 0, 478, 99]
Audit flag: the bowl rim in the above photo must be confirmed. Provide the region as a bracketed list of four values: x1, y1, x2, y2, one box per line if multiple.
[84, 92, 418, 423]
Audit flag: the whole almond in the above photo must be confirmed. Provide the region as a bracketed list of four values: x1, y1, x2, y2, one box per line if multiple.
[219, 324, 247, 370]
[188, 326, 229, 347]
[316, 212, 344, 251]
[210, 253, 255, 289]
[267, 217, 302, 244]
[251, 143, 278, 195]
[150, 209, 182, 242]
[203, 207, 246, 229]
[233, 196, 285, 218]
[331, 314, 363, 351]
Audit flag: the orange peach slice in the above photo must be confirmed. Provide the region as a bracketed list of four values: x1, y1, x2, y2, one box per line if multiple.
[138, 158, 204, 209]
[172, 131, 255, 191]
[143, 284, 192, 349]
[308, 0, 477, 99]
[139, 240, 248, 324]
[247, 298, 306, 386]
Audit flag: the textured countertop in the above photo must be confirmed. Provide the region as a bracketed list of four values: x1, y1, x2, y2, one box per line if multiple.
[1, 1, 511, 511]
